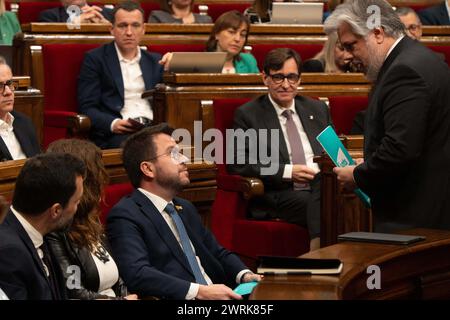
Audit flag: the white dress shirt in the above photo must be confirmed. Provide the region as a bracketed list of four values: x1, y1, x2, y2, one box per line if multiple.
[111, 44, 153, 132]
[90, 243, 120, 297]
[138, 188, 250, 300]
[0, 113, 26, 160]
[268, 94, 320, 179]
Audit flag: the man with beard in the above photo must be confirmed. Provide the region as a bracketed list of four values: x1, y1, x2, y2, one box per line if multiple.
[0, 153, 85, 299]
[325, 0, 450, 232]
[107, 124, 261, 300]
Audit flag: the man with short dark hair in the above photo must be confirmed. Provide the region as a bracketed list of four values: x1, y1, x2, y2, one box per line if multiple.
[228, 48, 332, 251]
[78, 1, 163, 148]
[396, 7, 423, 40]
[327, 0, 450, 232]
[0, 57, 40, 161]
[0, 153, 85, 299]
[107, 123, 261, 300]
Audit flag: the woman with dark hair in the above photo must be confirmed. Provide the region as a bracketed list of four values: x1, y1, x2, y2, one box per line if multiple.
[244, 0, 289, 24]
[148, 0, 212, 23]
[46, 139, 137, 300]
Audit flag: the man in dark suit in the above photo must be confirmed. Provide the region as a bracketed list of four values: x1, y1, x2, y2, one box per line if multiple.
[228, 48, 332, 251]
[0, 153, 85, 300]
[78, 1, 163, 148]
[38, 0, 113, 23]
[107, 124, 261, 300]
[0, 58, 40, 161]
[326, 0, 450, 232]
[418, 0, 450, 25]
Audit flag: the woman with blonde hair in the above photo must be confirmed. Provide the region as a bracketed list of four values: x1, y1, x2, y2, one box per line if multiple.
[46, 139, 137, 300]
[0, 0, 21, 45]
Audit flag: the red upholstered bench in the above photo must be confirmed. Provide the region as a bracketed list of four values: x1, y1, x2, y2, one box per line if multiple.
[328, 96, 369, 135]
[211, 98, 310, 261]
[100, 182, 133, 224]
[140, 2, 161, 21]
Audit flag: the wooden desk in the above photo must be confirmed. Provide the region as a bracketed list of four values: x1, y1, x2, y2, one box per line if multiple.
[250, 228, 450, 300]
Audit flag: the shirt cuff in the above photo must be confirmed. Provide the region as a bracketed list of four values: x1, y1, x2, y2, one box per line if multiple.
[236, 269, 252, 284]
[186, 283, 199, 300]
[110, 118, 120, 132]
[283, 164, 293, 180]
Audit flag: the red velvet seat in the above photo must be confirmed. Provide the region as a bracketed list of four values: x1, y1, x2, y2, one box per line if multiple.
[328, 96, 369, 135]
[211, 98, 310, 262]
[41, 43, 100, 148]
[428, 45, 450, 67]
[250, 44, 323, 70]
[100, 182, 133, 224]
[140, 2, 161, 21]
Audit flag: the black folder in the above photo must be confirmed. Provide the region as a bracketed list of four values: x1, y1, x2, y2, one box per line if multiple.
[257, 256, 343, 275]
[338, 232, 426, 245]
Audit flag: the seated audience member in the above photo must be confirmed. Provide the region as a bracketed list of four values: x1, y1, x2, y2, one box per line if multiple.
[418, 0, 450, 25]
[107, 124, 262, 300]
[0, 153, 85, 300]
[303, 32, 363, 72]
[0, 0, 21, 45]
[39, 0, 113, 23]
[396, 7, 422, 40]
[148, 0, 212, 24]
[0, 57, 40, 161]
[78, 1, 163, 149]
[244, 0, 291, 24]
[228, 48, 332, 251]
[46, 139, 138, 300]
[160, 10, 259, 74]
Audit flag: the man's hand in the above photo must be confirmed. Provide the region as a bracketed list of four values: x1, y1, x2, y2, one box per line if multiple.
[196, 284, 242, 300]
[112, 119, 139, 134]
[77, 5, 110, 24]
[333, 165, 357, 190]
[159, 52, 173, 71]
[292, 164, 317, 183]
[242, 272, 263, 283]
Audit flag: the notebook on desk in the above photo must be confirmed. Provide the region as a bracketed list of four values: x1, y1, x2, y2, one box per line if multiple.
[168, 52, 227, 73]
[338, 232, 426, 245]
[270, 2, 324, 24]
[257, 256, 343, 275]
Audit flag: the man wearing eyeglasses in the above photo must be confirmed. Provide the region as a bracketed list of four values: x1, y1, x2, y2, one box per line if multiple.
[107, 123, 261, 299]
[396, 7, 423, 40]
[0, 57, 40, 161]
[229, 48, 332, 251]
[78, 1, 163, 149]
[326, 0, 450, 233]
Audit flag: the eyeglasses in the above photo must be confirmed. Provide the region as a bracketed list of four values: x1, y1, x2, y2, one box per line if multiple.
[406, 24, 422, 32]
[0, 80, 18, 95]
[268, 73, 300, 84]
[147, 146, 188, 165]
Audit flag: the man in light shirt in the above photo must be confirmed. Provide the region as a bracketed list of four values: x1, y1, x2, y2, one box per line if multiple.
[229, 48, 332, 251]
[0, 57, 40, 161]
[0, 153, 85, 299]
[78, 1, 163, 149]
[107, 124, 261, 300]
[328, 0, 450, 232]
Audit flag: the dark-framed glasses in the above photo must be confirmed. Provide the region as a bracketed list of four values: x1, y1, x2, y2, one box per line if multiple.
[406, 24, 422, 32]
[269, 73, 300, 84]
[0, 80, 18, 95]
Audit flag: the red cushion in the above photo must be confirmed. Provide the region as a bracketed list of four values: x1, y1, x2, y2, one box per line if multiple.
[146, 44, 205, 56]
[194, 3, 250, 21]
[100, 182, 133, 224]
[428, 45, 450, 67]
[141, 2, 161, 21]
[328, 96, 369, 135]
[250, 44, 323, 71]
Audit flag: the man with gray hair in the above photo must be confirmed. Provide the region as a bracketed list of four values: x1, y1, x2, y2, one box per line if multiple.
[396, 7, 422, 40]
[325, 0, 450, 232]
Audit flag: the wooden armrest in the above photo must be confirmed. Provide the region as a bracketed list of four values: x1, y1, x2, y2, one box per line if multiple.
[239, 177, 264, 200]
[67, 114, 91, 138]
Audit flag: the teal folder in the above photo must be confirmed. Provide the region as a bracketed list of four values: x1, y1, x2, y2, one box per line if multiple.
[316, 126, 371, 208]
[233, 281, 258, 295]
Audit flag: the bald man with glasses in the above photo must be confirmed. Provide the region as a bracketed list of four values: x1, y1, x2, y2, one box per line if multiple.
[0, 57, 40, 161]
[229, 48, 333, 251]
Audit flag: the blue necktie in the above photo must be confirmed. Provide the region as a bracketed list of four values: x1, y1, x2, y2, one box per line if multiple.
[165, 203, 207, 285]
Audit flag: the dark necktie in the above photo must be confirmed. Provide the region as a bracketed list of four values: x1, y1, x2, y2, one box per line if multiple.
[165, 204, 207, 285]
[282, 109, 310, 190]
[40, 242, 62, 300]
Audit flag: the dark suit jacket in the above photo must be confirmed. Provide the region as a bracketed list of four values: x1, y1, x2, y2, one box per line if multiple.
[418, 2, 450, 25]
[106, 190, 247, 299]
[228, 95, 332, 192]
[353, 37, 450, 232]
[38, 6, 113, 23]
[0, 111, 40, 162]
[47, 231, 127, 300]
[78, 42, 163, 147]
[0, 212, 66, 300]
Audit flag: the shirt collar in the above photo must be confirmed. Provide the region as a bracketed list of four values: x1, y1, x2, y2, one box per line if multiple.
[138, 188, 172, 214]
[268, 94, 296, 117]
[385, 35, 405, 62]
[114, 42, 141, 64]
[11, 206, 43, 250]
[0, 112, 14, 129]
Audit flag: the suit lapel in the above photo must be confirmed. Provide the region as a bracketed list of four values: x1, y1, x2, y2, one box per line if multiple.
[12, 117, 31, 157]
[139, 51, 153, 90]
[106, 42, 124, 100]
[131, 191, 194, 277]
[0, 138, 12, 161]
[261, 95, 290, 163]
